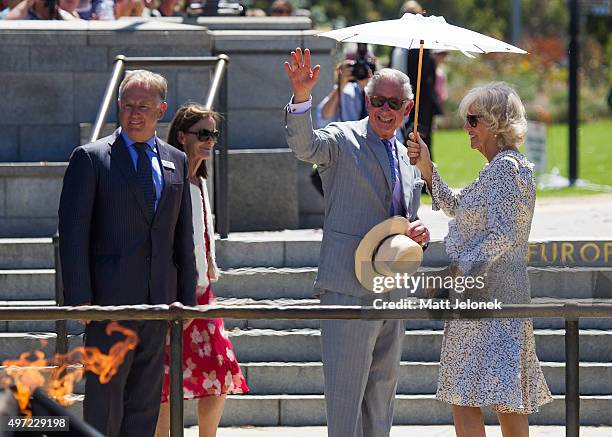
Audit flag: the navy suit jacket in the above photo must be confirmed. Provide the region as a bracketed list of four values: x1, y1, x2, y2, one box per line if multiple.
[58, 129, 198, 306]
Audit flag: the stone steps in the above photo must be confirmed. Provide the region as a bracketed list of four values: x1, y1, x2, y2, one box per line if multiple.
[226, 328, 612, 363]
[238, 361, 612, 396]
[9, 361, 610, 397]
[0, 238, 54, 269]
[3, 329, 610, 364]
[51, 394, 612, 426]
[5, 266, 610, 302]
[214, 266, 612, 300]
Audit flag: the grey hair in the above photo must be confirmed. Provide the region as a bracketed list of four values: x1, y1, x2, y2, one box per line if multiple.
[458, 82, 527, 148]
[364, 68, 414, 100]
[118, 70, 168, 102]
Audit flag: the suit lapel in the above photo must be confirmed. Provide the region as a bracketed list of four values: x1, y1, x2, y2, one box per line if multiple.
[109, 130, 152, 223]
[154, 140, 175, 222]
[364, 119, 392, 193]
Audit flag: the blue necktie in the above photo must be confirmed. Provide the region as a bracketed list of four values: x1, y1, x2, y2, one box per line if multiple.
[382, 139, 398, 190]
[134, 142, 156, 217]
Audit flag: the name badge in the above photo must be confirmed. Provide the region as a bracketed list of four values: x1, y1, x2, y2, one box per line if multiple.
[161, 159, 175, 170]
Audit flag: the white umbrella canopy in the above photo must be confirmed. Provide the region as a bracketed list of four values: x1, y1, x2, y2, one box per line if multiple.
[318, 13, 527, 163]
[318, 13, 527, 56]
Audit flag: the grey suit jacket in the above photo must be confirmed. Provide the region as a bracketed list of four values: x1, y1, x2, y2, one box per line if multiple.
[58, 129, 198, 306]
[286, 110, 423, 297]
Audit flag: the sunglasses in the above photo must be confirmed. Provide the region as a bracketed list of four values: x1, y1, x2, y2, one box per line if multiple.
[186, 128, 219, 142]
[466, 114, 481, 128]
[369, 96, 408, 110]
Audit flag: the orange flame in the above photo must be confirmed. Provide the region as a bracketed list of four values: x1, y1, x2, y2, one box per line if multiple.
[0, 321, 139, 414]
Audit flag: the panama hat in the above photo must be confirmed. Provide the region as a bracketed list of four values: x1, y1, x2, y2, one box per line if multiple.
[355, 216, 423, 293]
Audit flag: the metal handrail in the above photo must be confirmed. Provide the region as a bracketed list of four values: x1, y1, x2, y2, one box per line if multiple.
[4, 303, 612, 437]
[89, 54, 231, 239]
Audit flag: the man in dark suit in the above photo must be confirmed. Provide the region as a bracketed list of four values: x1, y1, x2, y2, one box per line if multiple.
[58, 70, 197, 437]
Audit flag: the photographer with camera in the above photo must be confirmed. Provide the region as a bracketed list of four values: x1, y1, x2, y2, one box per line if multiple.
[315, 45, 375, 128]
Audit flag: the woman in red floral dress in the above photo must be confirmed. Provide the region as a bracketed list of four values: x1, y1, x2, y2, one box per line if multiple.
[155, 103, 248, 437]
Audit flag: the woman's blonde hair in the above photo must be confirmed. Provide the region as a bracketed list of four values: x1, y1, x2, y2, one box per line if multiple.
[458, 82, 527, 148]
[167, 103, 221, 179]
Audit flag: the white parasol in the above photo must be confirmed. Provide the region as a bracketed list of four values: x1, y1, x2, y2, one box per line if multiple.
[318, 13, 527, 162]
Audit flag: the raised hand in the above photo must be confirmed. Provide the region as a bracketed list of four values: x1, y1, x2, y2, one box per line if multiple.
[283, 47, 320, 104]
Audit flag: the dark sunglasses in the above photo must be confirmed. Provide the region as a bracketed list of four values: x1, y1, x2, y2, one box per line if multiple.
[466, 114, 481, 128]
[186, 128, 219, 142]
[369, 96, 408, 110]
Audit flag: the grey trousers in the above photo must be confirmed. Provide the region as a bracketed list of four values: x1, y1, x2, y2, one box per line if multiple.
[320, 290, 405, 437]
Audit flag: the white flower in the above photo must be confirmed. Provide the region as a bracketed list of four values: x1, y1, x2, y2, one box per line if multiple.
[190, 328, 204, 344]
[226, 347, 235, 361]
[208, 323, 216, 334]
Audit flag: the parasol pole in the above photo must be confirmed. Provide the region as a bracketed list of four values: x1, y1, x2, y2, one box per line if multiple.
[410, 40, 425, 165]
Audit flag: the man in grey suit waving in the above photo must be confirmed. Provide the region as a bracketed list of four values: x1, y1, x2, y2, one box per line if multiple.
[58, 70, 197, 437]
[283, 48, 430, 436]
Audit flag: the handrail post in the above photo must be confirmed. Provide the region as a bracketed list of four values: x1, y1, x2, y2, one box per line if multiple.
[170, 318, 184, 437]
[218, 57, 229, 239]
[565, 319, 580, 437]
[53, 232, 68, 355]
[90, 56, 125, 143]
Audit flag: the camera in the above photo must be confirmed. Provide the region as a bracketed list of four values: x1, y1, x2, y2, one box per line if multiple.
[350, 58, 376, 81]
[350, 43, 376, 81]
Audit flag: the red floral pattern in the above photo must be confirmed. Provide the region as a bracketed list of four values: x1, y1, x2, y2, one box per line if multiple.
[161, 185, 248, 402]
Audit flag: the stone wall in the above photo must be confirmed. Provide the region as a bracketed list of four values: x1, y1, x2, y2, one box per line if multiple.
[0, 20, 335, 234]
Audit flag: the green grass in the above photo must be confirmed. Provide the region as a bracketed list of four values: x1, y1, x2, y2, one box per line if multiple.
[429, 119, 612, 197]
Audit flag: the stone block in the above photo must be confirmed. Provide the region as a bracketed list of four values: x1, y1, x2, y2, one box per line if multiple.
[5, 177, 62, 218]
[225, 54, 297, 109]
[73, 73, 118, 125]
[279, 396, 325, 426]
[284, 240, 321, 267]
[216, 240, 285, 269]
[214, 267, 316, 300]
[220, 396, 279, 426]
[0, 23, 88, 45]
[226, 109, 287, 148]
[212, 31, 303, 52]
[19, 125, 79, 161]
[87, 20, 210, 46]
[0, 269, 54, 301]
[245, 363, 322, 395]
[0, 218, 59, 238]
[176, 70, 212, 107]
[529, 267, 595, 299]
[105, 44, 212, 65]
[0, 179, 4, 217]
[0, 46, 29, 71]
[0, 73, 73, 125]
[30, 46, 108, 73]
[227, 149, 299, 231]
[197, 16, 311, 31]
[393, 396, 452, 425]
[0, 126, 19, 161]
[0, 238, 54, 269]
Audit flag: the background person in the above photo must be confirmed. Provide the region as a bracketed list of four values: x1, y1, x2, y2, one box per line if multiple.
[315, 44, 375, 128]
[154, 103, 248, 437]
[58, 70, 198, 437]
[407, 82, 553, 437]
